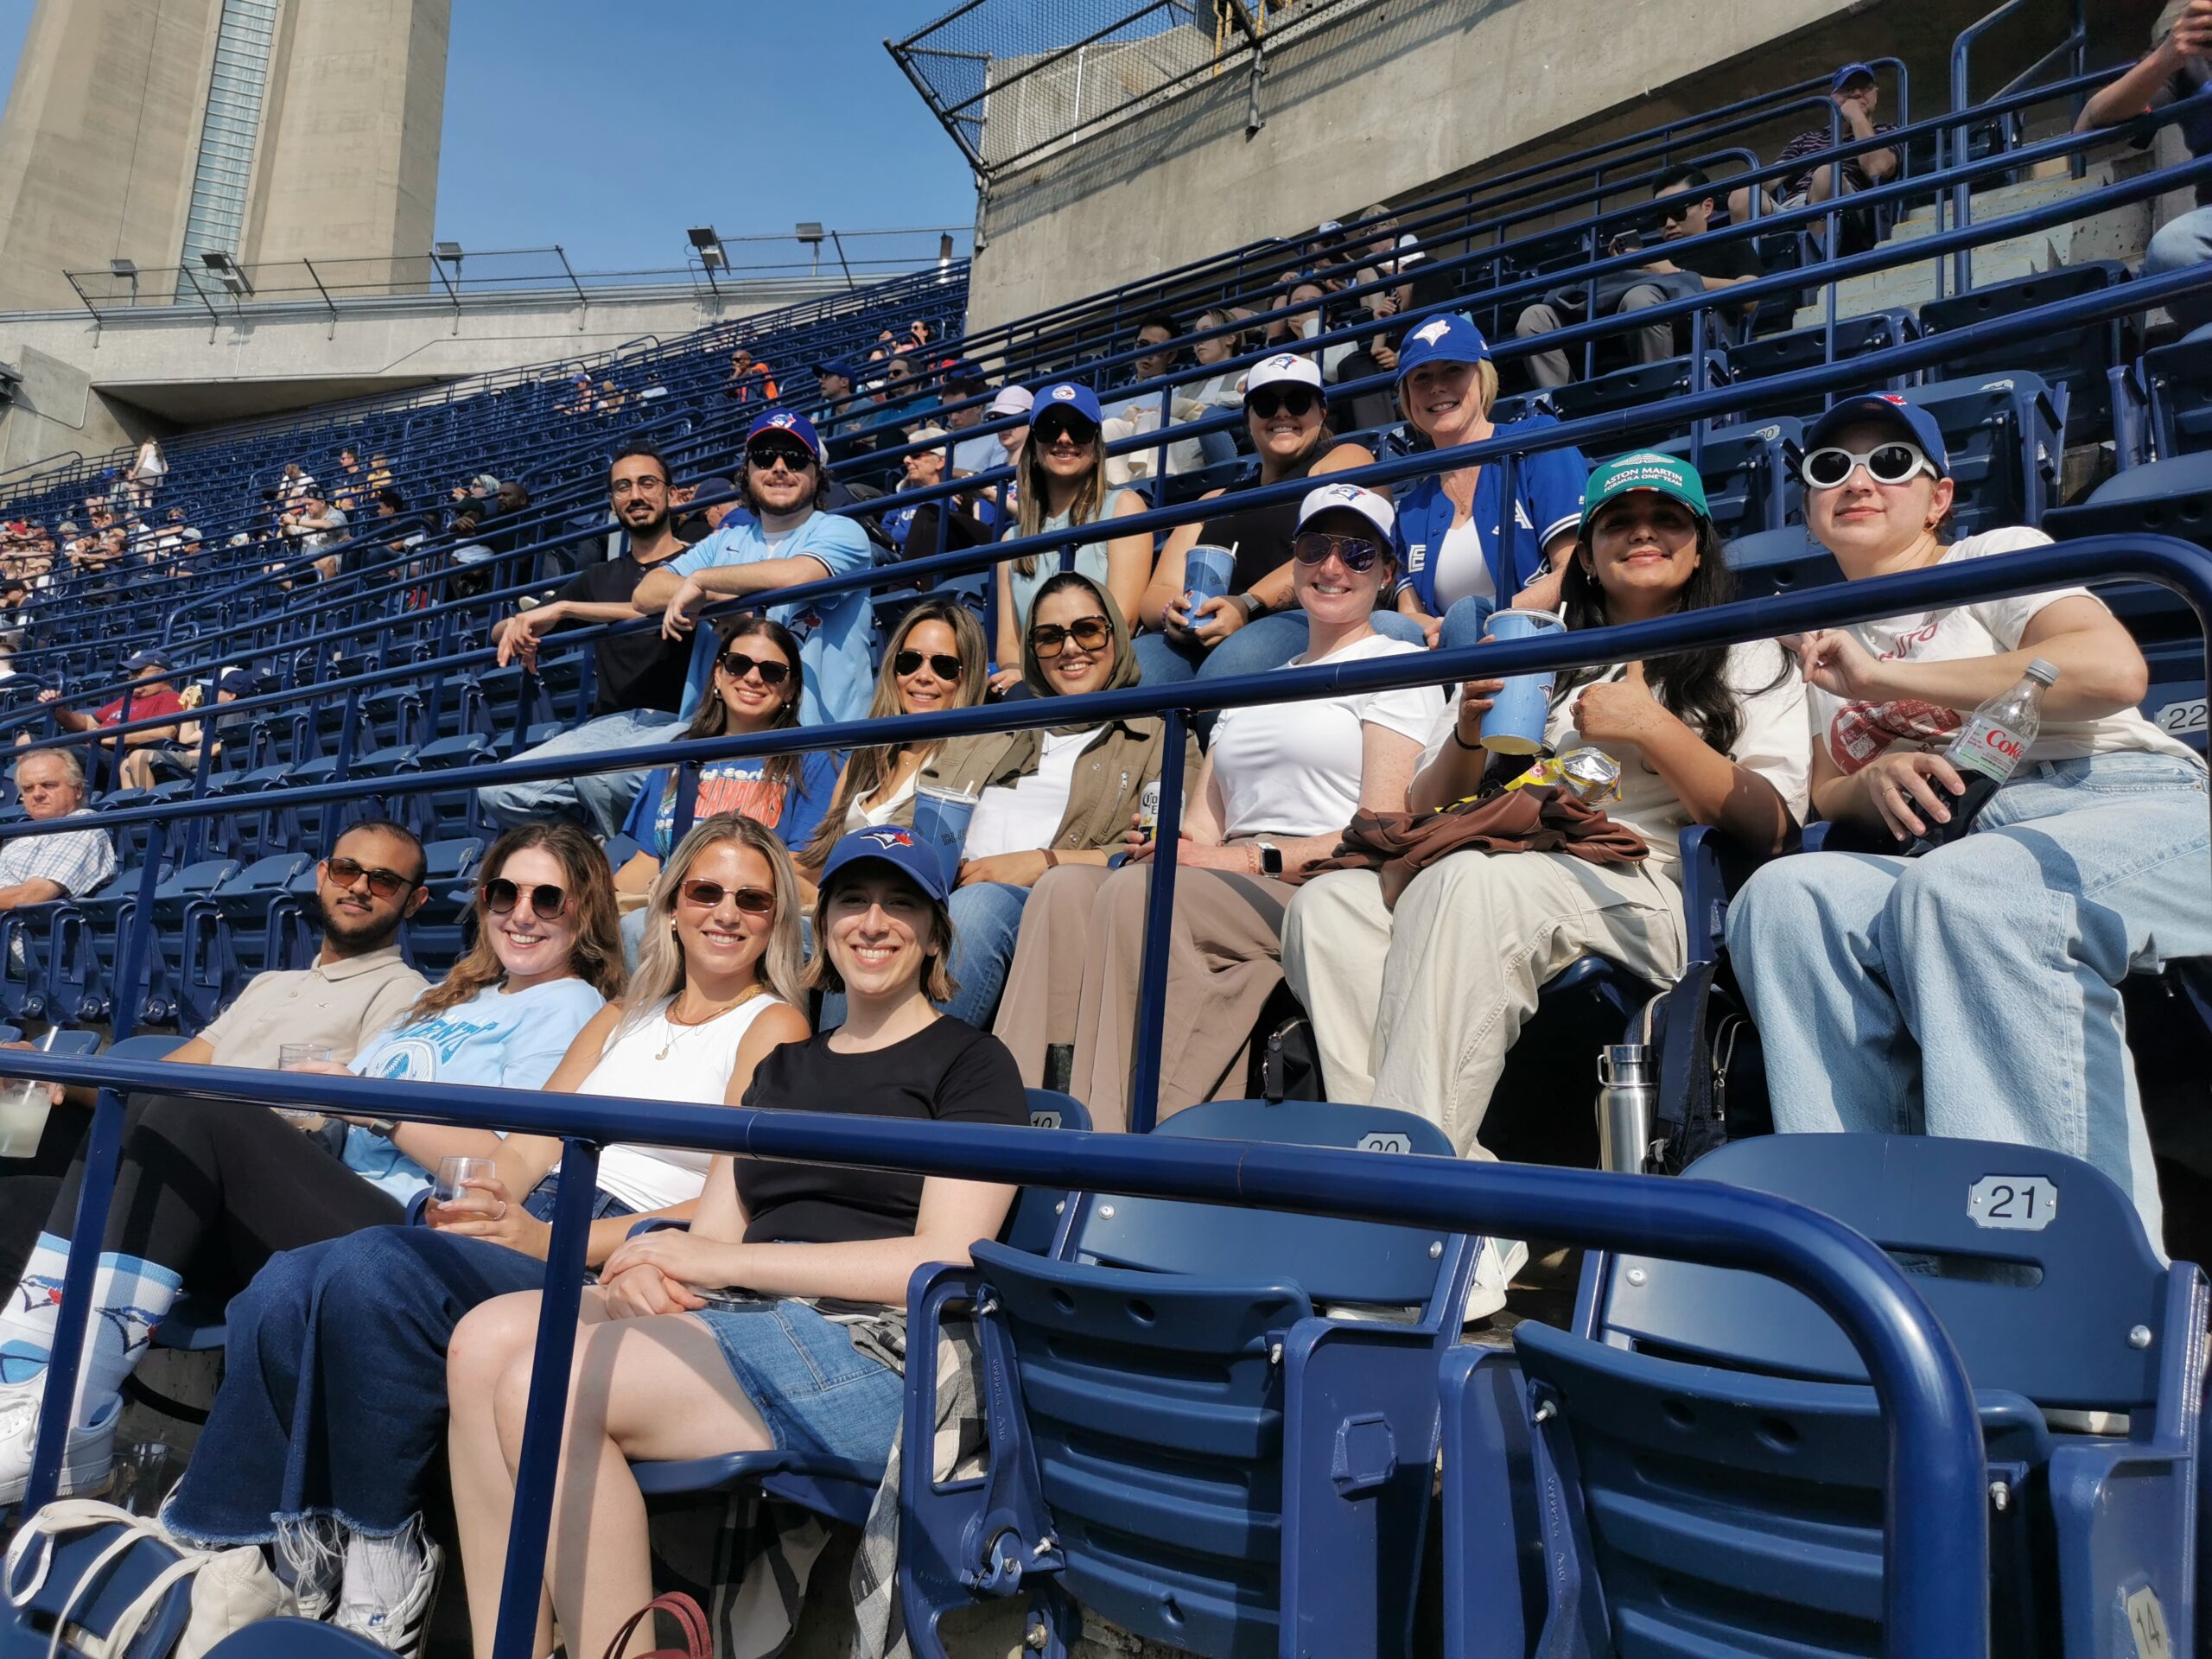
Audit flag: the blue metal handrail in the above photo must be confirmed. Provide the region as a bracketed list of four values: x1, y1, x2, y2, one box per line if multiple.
[1949, 0, 2091, 289]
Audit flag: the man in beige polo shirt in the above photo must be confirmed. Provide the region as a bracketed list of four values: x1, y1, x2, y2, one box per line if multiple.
[0, 819, 430, 1281]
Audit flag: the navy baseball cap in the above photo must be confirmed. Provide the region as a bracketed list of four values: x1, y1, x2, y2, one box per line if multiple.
[1394, 313, 1491, 385]
[941, 359, 987, 389]
[744, 410, 823, 462]
[1031, 381, 1103, 429]
[1830, 62, 1877, 92]
[216, 669, 256, 696]
[818, 825, 949, 903]
[813, 357, 856, 384]
[1803, 394, 1951, 476]
[124, 649, 174, 673]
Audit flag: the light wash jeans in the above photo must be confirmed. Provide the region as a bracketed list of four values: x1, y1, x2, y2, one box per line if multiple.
[474, 707, 683, 839]
[1726, 752, 2212, 1239]
[2145, 207, 2212, 334]
[819, 880, 1033, 1032]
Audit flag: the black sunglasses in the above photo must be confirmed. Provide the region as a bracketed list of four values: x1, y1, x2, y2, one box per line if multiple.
[1292, 530, 1387, 572]
[1029, 616, 1112, 657]
[322, 856, 418, 900]
[747, 444, 815, 474]
[717, 648, 791, 686]
[1248, 386, 1321, 421]
[677, 879, 775, 914]
[894, 649, 963, 680]
[481, 878, 569, 919]
[1032, 416, 1096, 448]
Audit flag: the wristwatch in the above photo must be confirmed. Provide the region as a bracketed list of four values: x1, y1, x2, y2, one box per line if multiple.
[1255, 840, 1283, 876]
[1233, 591, 1266, 622]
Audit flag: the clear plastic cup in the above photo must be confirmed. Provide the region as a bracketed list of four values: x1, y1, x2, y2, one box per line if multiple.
[434, 1154, 498, 1206]
[912, 784, 980, 888]
[0, 1077, 51, 1160]
[275, 1041, 334, 1128]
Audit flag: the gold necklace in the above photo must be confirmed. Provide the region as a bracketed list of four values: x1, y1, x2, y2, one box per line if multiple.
[654, 984, 765, 1062]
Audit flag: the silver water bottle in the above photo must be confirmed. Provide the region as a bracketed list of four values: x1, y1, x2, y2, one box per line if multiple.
[1596, 1043, 1655, 1174]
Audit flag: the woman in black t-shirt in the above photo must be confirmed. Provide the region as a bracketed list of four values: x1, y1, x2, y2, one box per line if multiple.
[445, 828, 1025, 1659]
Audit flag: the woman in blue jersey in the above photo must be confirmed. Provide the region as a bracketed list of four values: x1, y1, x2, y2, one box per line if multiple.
[1387, 314, 1590, 650]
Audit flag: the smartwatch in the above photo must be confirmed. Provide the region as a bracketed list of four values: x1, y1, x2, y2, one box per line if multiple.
[1233, 591, 1266, 622]
[1255, 840, 1283, 877]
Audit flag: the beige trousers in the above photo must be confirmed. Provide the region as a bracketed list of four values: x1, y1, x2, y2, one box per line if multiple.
[1281, 853, 1686, 1157]
[992, 861, 1293, 1133]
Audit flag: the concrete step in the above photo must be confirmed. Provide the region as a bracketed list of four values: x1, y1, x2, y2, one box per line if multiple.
[1885, 163, 2114, 244]
[1791, 235, 2054, 329]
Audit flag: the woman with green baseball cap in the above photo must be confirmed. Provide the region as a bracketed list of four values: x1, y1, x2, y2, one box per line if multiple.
[1283, 450, 1810, 1185]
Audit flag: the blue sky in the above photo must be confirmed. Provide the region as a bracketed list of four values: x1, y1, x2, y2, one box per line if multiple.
[0, 0, 977, 274]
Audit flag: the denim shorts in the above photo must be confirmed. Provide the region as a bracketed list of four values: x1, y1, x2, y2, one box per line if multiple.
[696, 1300, 902, 1465]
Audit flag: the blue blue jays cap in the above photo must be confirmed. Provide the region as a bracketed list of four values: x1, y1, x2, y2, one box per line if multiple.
[744, 410, 823, 463]
[818, 825, 950, 903]
[1803, 393, 1951, 478]
[941, 359, 987, 389]
[1030, 381, 1103, 429]
[1830, 62, 1877, 93]
[813, 358, 857, 385]
[1393, 313, 1491, 385]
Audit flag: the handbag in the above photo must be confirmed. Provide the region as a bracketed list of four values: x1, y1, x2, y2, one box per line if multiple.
[600, 1591, 711, 1659]
[3, 1499, 293, 1659]
[1643, 954, 1770, 1175]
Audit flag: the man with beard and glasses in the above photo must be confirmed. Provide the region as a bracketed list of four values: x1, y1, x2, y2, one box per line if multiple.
[477, 446, 697, 835]
[635, 411, 876, 725]
[0, 819, 429, 1282]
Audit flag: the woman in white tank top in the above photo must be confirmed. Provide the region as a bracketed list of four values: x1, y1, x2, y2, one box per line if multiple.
[158, 816, 812, 1640]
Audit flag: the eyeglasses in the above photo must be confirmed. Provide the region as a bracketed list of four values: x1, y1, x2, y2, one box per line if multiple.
[1802, 442, 1936, 490]
[677, 880, 775, 914]
[717, 649, 791, 686]
[321, 856, 418, 900]
[1032, 417, 1096, 448]
[1292, 530, 1387, 572]
[1029, 616, 1111, 657]
[481, 878, 569, 919]
[609, 475, 667, 499]
[747, 444, 815, 475]
[894, 649, 963, 680]
[1248, 386, 1320, 421]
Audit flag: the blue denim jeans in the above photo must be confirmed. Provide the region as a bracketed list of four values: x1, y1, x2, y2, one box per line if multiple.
[476, 707, 684, 840]
[2145, 207, 2212, 334]
[162, 1217, 618, 1543]
[1131, 607, 1428, 685]
[1726, 753, 2212, 1238]
[694, 1300, 900, 1463]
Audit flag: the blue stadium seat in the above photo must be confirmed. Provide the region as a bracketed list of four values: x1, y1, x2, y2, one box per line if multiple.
[1904, 372, 2069, 536]
[1657, 416, 1803, 540]
[1442, 1133, 2203, 1658]
[1722, 524, 1841, 597]
[2144, 326, 2212, 459]
[899, 1097, 1477, 1659]
[1724, 309, 1919, 393]
[200, 1620, 391, 1655]
[1922, 263, 2131, 442]
[1549, 352, 1733, 444]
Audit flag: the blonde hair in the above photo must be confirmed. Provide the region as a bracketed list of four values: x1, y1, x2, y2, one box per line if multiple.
[620, 814, 805, 1036]
[1396, 356, 1499, 429]
[404, 823, 624, 1023]
[798, 601, 988, 869]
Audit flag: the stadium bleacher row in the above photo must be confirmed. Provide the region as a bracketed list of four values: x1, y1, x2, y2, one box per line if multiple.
[3, 16, 2211, 1658]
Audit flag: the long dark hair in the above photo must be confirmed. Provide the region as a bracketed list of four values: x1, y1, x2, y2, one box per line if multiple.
[678, 615, 804, 792]
[1556, 516, 1783, 755]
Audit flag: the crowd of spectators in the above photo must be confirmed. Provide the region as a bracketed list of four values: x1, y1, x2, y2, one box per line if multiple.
[0, 24, 2206, 1651]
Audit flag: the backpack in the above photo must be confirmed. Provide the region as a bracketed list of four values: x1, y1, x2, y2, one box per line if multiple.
[1640, 954, 1770, 1174]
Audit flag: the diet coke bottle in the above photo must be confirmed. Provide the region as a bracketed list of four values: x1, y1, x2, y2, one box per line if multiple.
[1906, 658, 2058, 855]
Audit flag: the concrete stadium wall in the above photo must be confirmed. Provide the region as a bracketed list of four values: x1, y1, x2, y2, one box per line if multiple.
[963, 0, 2165, 331]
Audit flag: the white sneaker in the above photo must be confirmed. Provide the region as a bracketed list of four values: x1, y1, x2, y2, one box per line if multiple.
[1464, 1236, 1531, 1323]
[334, 1525, 443, 1656]
[0, 1374, 118, 1508]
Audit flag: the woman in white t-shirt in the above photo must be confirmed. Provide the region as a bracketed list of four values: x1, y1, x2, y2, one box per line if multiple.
[160, 815, 810, 1641]
[995, 484, 1443, 1128]
[1727, 397, 2211, 1237]
[1285, 454, 1810, 1160]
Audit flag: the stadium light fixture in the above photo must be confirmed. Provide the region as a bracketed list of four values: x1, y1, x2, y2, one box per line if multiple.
[938, 233, 954, 269]
[434, 241, 463, 262]
[107, 258, 137, 279]
[687, 226, 726, 272]
[200, 250, 252, 297]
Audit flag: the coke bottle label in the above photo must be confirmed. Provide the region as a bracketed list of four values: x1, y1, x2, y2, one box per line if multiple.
[1950, 715, 2024, 784]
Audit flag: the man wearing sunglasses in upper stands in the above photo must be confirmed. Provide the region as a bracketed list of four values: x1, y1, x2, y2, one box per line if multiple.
[0, 820, 429, 1286]
[634, 410, 876, 728]
[479, 445, 696, 838]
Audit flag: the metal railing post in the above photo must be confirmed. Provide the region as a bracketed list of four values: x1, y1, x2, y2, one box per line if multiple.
[1126, 705, 1187, 1135]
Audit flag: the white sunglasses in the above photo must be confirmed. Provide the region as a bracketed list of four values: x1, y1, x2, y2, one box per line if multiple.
[1801, 442, 1940, 491]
